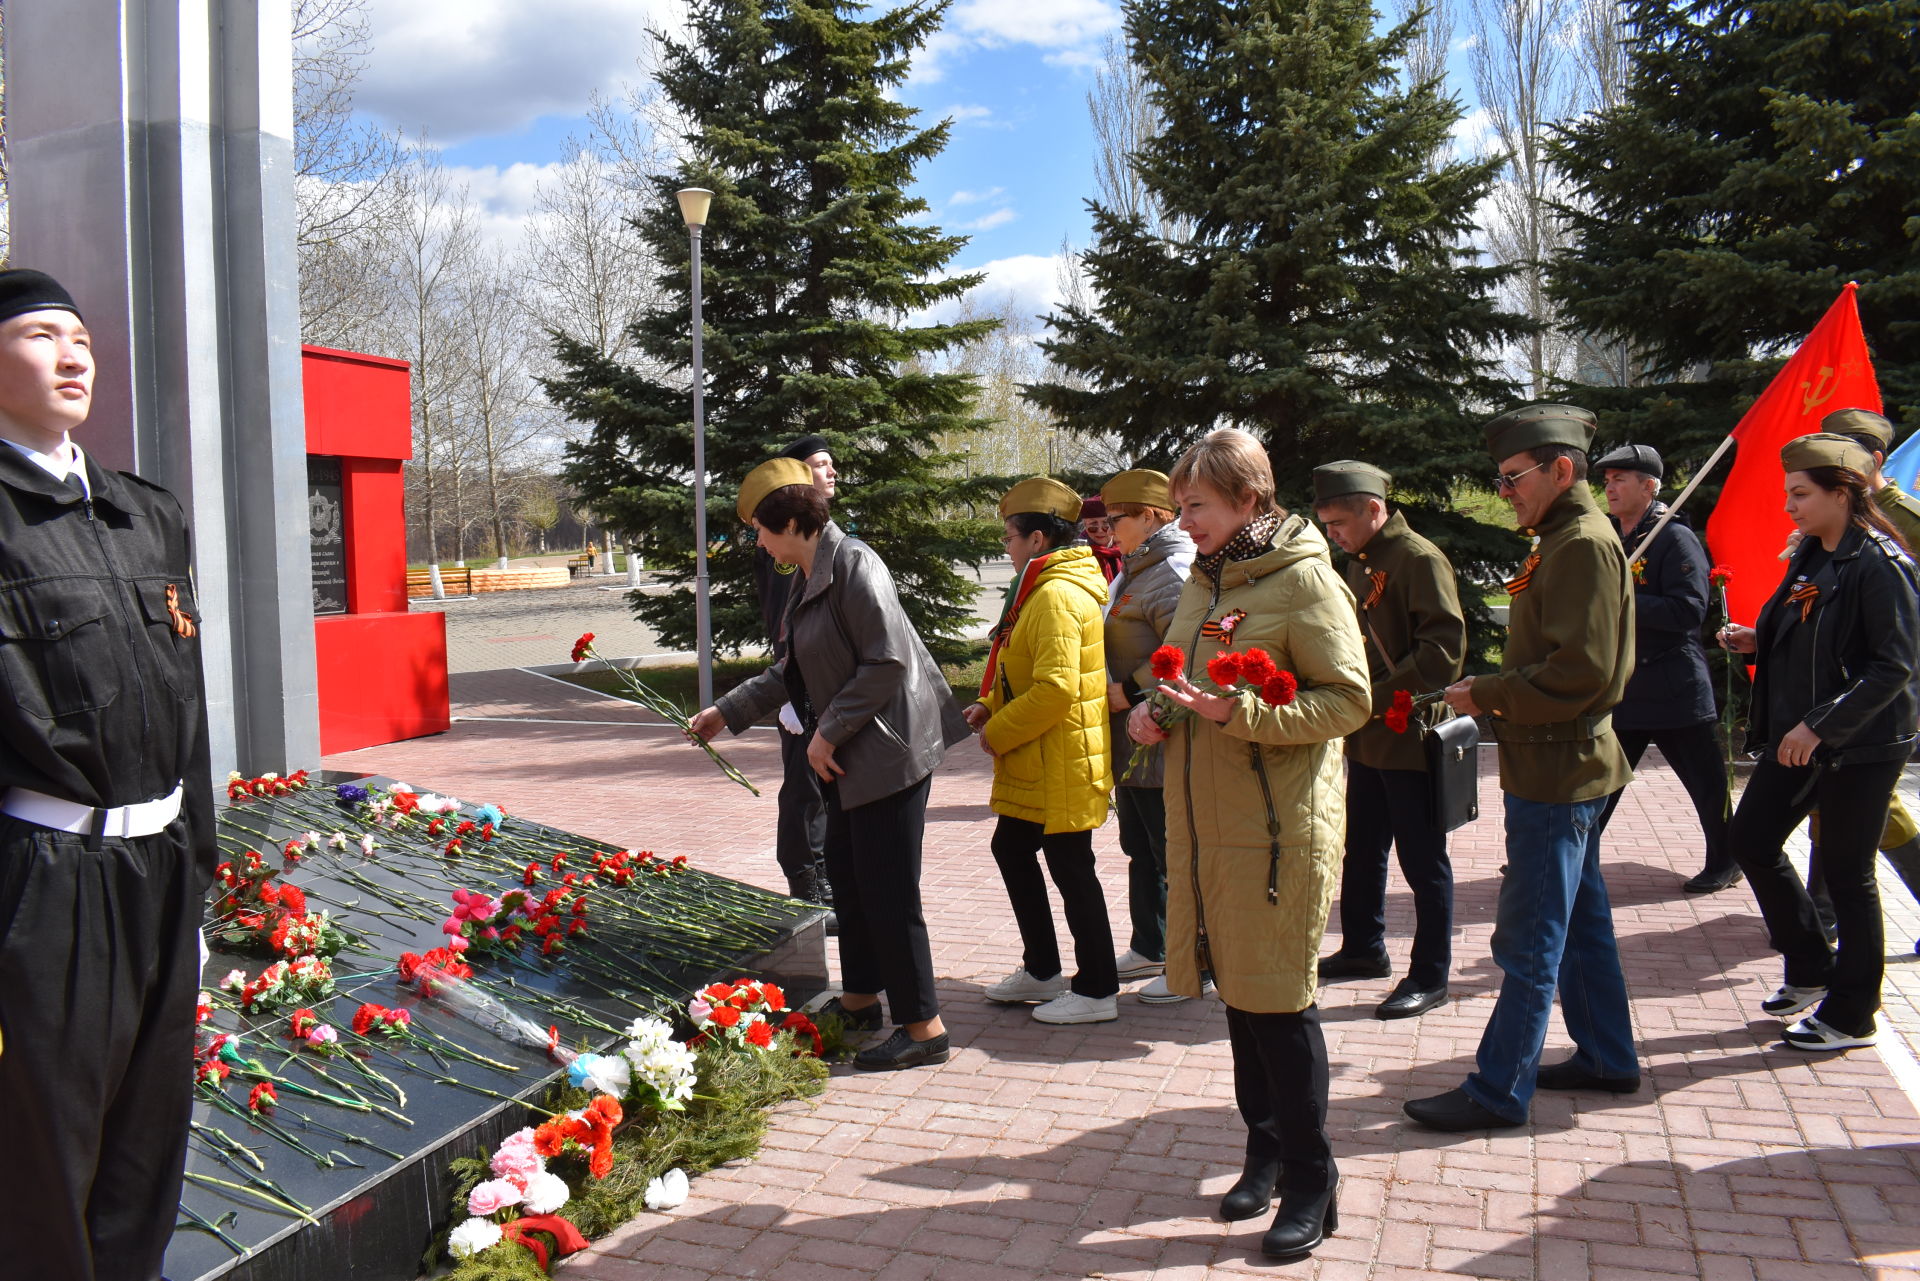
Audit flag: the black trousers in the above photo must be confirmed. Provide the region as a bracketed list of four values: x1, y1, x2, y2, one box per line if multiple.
[1595, 723, 1734, 875]
[1730, 756, 1905, 1036]
[824, 773, 939, 1025]
[1226, 1003, 1334, 1196]
[1115, 786, 1168, 961]
[0, 816, 204, 1281]
[1336, 762, 1452, 987]
[990, 817, 1118, 998]
[776, 728, 827, 892]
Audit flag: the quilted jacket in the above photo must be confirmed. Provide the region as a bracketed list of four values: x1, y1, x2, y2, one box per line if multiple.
[1161, 516, 1371, 1014]
[1105, 521, 1195, 788]
[982, 544, 1114, 833]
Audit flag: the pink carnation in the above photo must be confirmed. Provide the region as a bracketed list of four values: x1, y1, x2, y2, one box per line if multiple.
[688, 997, 713, 1022]
[467, 1178, 523, 1217]
[491, 1146, 543, 1189]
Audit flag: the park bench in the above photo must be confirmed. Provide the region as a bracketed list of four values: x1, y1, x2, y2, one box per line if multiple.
[405, 566, 474, 599]
[566, 553, 597, 577]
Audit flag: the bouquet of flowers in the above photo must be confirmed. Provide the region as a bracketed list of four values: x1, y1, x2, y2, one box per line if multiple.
[1127, 645, 1299, 775]
[688, 978, 789, 1050]
[533, 1095, 624, 1180]
[569, 634, 760, 795]
[222, 956, 335, 1014]
[1380, 688, 1448, 734]
[210, 859, 350, 959]
[448, 1126, 588, 1268]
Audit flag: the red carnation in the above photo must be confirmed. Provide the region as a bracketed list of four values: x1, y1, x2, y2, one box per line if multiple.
[1709, 565, 1733, 586]
[571, 632, 596, 662]
[280, 885, 307, 915]
[1384, 688, 1414, 734]
[745, 1020, 774, 1048]
[248, 1082, 277, 1113]
[760, 981, 786, 1011]
[782, 1011, 825, 1057]
[709, 1004, 743, 1028]
[1149, 645, 1185, 681]
[1259, 671, 1298, 707]
[1236, 647, 1278, 687]
[352, 1003, 383, 1036]
[1206, 651, 1244, 687]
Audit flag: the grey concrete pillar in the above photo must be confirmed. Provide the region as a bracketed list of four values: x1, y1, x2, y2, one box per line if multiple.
[6, 0, 321, 779]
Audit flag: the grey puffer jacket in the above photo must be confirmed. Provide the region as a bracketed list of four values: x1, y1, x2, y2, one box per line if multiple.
[717, 522, 971, 809]
[1105, 521, 1196, 787]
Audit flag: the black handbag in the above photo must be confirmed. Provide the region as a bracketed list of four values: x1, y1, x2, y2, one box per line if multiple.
[1423, 713, 1481, 833]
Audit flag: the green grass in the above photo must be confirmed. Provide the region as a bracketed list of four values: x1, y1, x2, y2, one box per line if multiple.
[560, 638, 993, 716]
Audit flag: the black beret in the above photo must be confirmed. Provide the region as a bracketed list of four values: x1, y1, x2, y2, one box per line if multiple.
[1593, 443, 1664, 479]
[1483, 403, 1597, 462]
[780, 434, 831, 461]
[0, 269, 82, 326]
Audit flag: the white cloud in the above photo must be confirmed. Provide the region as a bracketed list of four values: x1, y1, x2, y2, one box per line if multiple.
[923, 253, 1071, 327]
[354, 0, 682, 141]
[948, 186, 1006, 207]
[943, 104, 995, 125]
[440, 161, 569, 256]
[950, 0, 1119, 48]
[961, 207, 1019, 232]
[1452, 106, 1498, 159]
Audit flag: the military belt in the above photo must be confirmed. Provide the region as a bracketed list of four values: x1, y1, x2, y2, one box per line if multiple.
[1489, 713, 1612, 745]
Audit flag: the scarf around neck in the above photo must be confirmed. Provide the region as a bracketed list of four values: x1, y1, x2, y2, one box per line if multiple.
[1194, 510, 1282, 584]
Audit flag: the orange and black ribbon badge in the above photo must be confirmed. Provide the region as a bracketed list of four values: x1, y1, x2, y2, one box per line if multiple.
[1200, 608, 1248, 640]
[1363, 570, 1387, 609]
[1786, 581, 1821, 622]
[166, 584, 197, 638]
[1505, 552, 1542, 597]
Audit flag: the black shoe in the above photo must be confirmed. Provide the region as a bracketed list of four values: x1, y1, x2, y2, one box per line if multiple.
[1403, 1088, 1523, 1132]
[1376, 980, 1447, 1020]
[1219, 1158, 1281, 1222]
[1683, 865, 1743, 894]
[1316, 951, 1391, 982]
[853, 1027, 950, 1071]
[1260, 1180, 1338, 1259]
[1535, 1057, 1641, 1094]
[819, 996, 883, 1032]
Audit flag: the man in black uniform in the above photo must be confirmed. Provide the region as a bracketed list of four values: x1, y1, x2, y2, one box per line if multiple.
[1590, 443, 1739, 893]
[753, 434, 837, 913]
[0, 269, 215, 1281]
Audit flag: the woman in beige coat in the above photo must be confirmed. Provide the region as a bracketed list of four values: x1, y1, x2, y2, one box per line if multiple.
[1129, 429, 1369, 1260]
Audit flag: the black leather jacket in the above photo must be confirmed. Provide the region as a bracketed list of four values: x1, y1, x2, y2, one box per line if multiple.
[718, 522, 970, 809]
[1612, 502, 1716, 730]
[1746, 524, 1919, 765]
[0, 446, 215, 869]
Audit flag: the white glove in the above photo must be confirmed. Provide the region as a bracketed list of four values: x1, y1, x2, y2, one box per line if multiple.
[779, 702, 804, 735]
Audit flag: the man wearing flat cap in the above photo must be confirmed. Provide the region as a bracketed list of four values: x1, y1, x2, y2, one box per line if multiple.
[1406, 404, 1640, 1131]
[0, 269, 215, 1278]
[966, 477, 1120, 1024]
[1589, 443, 1736, 894]
[751, 435, 838, 915]
[1310, 461, 1465, 1020]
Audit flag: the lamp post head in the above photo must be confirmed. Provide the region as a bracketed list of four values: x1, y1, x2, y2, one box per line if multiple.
[676, 188, 715, 228]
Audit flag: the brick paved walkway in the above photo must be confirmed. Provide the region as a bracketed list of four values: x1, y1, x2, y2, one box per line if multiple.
[326, 670, 1920, 1280]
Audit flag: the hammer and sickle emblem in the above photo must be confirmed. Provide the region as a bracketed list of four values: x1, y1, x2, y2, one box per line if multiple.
[166, 584, 197, 638]
[1800, 366, 1837, 416]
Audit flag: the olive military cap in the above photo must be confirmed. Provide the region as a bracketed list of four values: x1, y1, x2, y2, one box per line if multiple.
[1311, 460, 1392, 503]
[737, 456, 816, 522]
[1483, 403, 1598, 462]
[1593, 442, 1664, 479]
[1820, 408, 1894, 455]
[999, 476, 1082, 522]
[1100, 469, 1173, 512]
[1781, 432, 1874, 476]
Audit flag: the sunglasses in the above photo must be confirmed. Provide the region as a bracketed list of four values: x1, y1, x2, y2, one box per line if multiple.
[1493, 460, 1547, 492]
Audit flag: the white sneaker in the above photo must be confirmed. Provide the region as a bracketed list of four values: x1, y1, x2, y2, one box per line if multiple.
[984, 968, 1070, 1004]
[1033, 992, 1118, 1024]
[1761, 985, 1828, 1018]
[1137, 975, 1215, 1004]
[1115, 949, 1165, 981]
[1782, 1015, 1875, 1050]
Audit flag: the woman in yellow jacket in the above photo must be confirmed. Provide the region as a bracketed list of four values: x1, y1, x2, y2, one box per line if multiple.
[964, 477, 1119, 1025]
[1130, 430, 1369, 1260]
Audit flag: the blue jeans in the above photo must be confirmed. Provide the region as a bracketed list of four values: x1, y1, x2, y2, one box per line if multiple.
[1464, 793, 1637, 1122]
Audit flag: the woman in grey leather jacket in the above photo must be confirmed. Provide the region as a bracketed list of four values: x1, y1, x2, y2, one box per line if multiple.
[1099, 470, 1196, 1003]
[693, 457, 970, 1071]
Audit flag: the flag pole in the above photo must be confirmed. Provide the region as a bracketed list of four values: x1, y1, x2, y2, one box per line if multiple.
[1626, 432, 1739, 565]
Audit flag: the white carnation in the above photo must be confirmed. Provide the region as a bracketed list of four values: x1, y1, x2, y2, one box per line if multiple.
[644, 1167, 690, 1210]
[447, 1217, 503, 1258]
[522, 1170, 571, 1215]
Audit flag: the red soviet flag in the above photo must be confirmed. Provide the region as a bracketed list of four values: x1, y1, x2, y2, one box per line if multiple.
[1705, 282, 1881, 627]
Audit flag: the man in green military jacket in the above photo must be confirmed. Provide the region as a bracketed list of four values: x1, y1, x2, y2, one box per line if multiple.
[1807, 408, 1920, 942]
[1405, 404, 1641, 1131]
[1311, 461, 1466, 1020]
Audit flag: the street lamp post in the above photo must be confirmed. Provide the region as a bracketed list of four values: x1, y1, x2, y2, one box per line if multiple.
[677, 187, 716, 710]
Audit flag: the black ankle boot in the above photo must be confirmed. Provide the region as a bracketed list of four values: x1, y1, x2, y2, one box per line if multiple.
[1261, 1180, 1338, 1259]
[1219, 1158, 1281, 1221]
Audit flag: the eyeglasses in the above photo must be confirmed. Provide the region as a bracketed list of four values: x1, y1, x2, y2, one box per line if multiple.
[1493, 461, 1548, 492]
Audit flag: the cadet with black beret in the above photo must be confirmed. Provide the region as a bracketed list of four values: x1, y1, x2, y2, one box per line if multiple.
[1310, 461, 1466, 1020]
[1407, 404, 1640, 1131]
[1718, 432, 1920, 1050]
[0, 269, 217, 1279]
[1589, 442, 1737, 894]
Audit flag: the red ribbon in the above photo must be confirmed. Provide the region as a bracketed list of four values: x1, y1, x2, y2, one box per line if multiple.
[501, 1214, 591, 1272]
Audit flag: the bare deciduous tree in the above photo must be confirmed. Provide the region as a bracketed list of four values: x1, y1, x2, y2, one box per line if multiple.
[451, 259, 547, 568]
[522, 139, 658, 364]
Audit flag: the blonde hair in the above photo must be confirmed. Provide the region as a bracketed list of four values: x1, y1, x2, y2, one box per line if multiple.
[1169, 428, 1277, 514]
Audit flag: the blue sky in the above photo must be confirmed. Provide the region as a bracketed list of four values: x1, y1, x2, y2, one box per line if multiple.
[351, 0, 1484, 324]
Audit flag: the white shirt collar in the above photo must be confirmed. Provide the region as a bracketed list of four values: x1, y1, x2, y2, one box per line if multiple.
[1, 434, 90, 498]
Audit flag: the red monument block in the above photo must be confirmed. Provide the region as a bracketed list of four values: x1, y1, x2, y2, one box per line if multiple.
[303, 344, 450, 753]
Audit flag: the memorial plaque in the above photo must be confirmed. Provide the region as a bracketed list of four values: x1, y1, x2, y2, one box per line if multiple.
[307, 456, 348, 615]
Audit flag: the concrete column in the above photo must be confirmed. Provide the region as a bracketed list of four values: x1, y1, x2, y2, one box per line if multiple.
[7, 1, 321, 778]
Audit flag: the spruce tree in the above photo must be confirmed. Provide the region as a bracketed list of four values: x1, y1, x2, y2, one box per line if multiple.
[1025, 0, 1535, 661]
[548, 0, 998, 662]
[1549, 0, 1920, 480]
